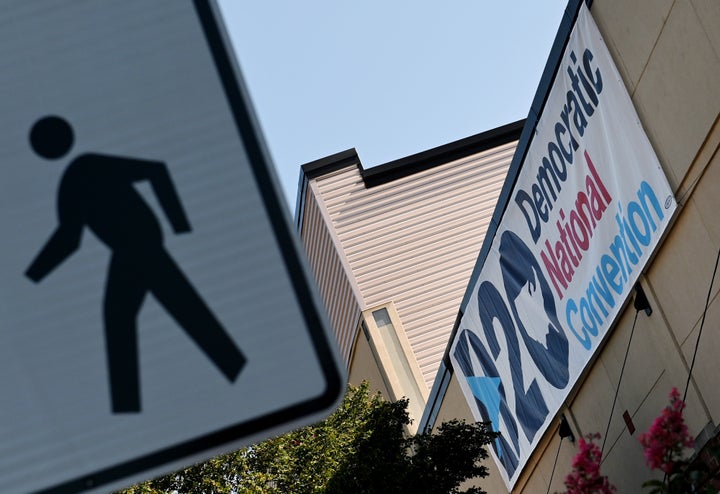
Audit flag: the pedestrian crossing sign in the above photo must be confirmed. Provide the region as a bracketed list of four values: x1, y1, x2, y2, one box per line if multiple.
[0, 2, 344, 493]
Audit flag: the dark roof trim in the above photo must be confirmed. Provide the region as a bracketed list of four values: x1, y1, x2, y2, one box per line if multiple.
[361, 119, 525, 188]
[301, 148, 360, 180]
[294, 148, 360, 231]
[294, 119, 526, 231]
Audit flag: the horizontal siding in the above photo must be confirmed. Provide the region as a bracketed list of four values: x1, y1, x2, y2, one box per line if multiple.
[300, 187, 361, 364]
[313, 141, 517, 389]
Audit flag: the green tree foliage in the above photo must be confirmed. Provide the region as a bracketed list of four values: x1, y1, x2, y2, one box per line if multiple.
[118, 382, 498, 494]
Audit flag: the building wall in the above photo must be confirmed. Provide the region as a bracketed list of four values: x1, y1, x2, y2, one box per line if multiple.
[347, 325, 391, 399]
[346, 304, 428, 432]
[299, 182, 362, 363]
[429, 1, 720, 492]
[573, 1, 720, 488]
[298, 129, 521, 430]
[311, 142, 517, 391]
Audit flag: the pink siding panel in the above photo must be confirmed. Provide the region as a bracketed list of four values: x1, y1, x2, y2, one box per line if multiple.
[310, 141, 517, 389]
[300, 190, 361, 364]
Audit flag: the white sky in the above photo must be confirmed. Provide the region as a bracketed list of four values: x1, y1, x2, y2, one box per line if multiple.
[218, 1, 568, 210]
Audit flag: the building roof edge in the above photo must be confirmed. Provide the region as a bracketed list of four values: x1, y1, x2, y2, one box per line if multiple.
[295, 148, 361, 231]
[361, 119, 525, 188]
[293, 118, 526, 228]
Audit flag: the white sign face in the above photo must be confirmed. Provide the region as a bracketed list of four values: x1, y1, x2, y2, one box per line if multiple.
[0, 2, 344, 493]
[450, 4, 676, 488]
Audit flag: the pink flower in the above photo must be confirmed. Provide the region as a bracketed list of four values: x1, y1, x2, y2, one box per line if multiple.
[638, 387, 694, 474]
[565, 433, 616, 494]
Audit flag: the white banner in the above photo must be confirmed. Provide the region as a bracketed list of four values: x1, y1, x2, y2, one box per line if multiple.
[450, 4, 676, 488]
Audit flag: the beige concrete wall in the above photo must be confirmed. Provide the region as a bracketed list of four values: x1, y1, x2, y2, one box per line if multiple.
[593, 0, 720, 192]
[648, 120, 720, 423]
[347, 328, 391, 400]
[432, 1, 720, 492]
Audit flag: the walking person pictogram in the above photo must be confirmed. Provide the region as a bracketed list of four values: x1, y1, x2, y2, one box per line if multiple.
[25, 115, 246, 413]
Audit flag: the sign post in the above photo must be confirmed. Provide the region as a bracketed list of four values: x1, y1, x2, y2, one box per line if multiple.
[0, 2, 344, 493]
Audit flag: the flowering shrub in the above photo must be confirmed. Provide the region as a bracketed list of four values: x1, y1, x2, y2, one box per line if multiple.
[564, 433, 616, 494]
[637, 387, 720, 493]
[561, 389, 717, 494]
[638, 387, 694, 475]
